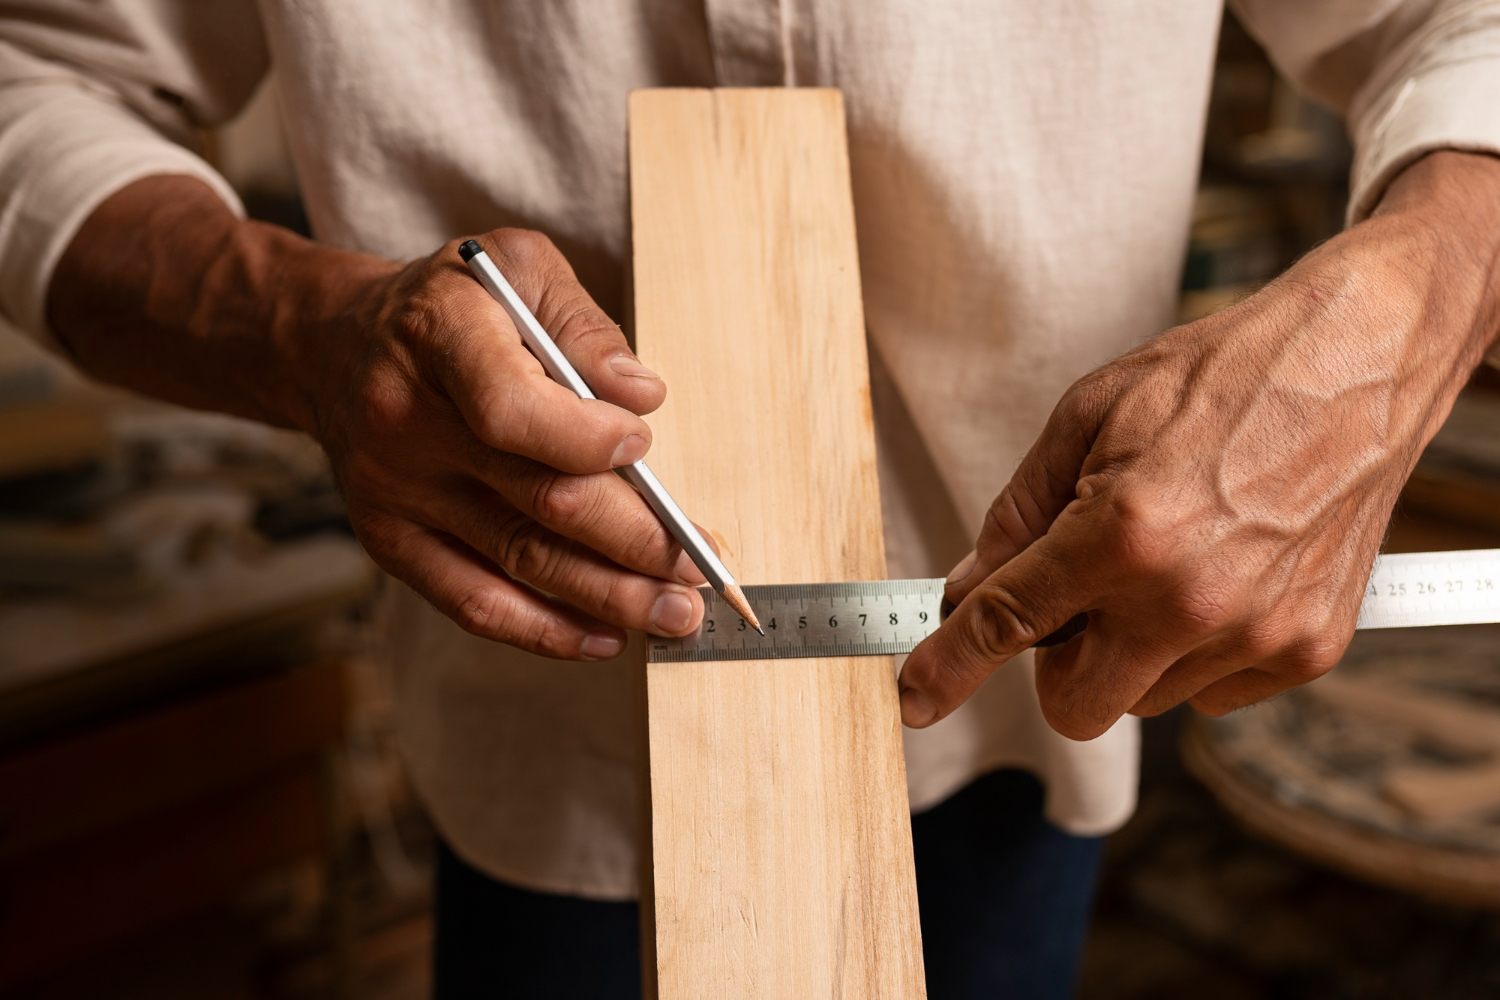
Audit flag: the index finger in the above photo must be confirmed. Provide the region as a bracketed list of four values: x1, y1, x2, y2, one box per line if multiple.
[897, 533, 1098, 729]
[482, 230, 667, 417]
[472, 449, 715, 585]
[436, 308, 654, 474]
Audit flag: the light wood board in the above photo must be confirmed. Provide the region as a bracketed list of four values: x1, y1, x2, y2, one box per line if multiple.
[629, 88, 926, 999]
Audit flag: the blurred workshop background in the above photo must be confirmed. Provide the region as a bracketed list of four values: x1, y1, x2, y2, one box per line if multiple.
[1, 11, 1497, 1000]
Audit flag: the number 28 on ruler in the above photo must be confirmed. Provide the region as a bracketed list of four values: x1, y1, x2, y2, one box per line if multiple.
[1357, 550, 1500, 630]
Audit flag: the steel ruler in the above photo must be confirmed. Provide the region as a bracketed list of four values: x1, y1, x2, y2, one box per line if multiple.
[1355, 548, 1500, 629]
[648, 549, 1500, 663]
[647, 580, 944, 662]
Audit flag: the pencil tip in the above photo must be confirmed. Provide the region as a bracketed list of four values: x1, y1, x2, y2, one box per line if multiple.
[721, 583, 763, 634]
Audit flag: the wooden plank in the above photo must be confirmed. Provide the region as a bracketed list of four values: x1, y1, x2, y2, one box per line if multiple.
[629, 88, 925, 999]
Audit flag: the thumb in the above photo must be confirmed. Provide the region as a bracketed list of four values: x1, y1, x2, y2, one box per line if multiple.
[945, 385, 1102, 604]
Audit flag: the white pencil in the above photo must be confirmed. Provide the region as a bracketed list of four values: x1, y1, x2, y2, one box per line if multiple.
[458, 240, 763, 634]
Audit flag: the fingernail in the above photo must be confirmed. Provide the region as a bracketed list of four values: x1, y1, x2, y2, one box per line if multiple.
[651, 590, 694, 634]
[946, 549, 978, 585]
[609, 355, 661, 380]
[580, 634, 623, 660]
[611, 433, 648, 467]
[900, 687, 938, 728]
[674, 548, 707, 584]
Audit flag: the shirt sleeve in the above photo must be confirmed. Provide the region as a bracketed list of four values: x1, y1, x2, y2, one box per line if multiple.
[1232, 0, 1500, 223]
[1232, 0, 1500, 366]
[0, 2, 270, 345]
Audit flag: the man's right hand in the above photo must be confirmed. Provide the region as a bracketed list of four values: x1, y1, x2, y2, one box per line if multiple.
[49, 176, 707, 660]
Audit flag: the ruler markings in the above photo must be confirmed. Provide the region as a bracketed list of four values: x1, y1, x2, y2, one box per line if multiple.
[1357, 548, 1500, 629]
[648, 579, 944, 663]
[651, 550, 1500, 662]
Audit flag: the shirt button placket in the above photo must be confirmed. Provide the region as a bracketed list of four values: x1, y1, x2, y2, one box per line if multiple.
[703, 0, 793, 86]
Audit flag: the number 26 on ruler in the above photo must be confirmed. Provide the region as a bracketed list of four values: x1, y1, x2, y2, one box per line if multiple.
[1369, 577, 1495, 598]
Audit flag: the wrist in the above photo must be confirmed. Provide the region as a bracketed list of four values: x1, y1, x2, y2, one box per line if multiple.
[48, 174, 406, 439]
[1367, 151, 1500, 360]
[249, 226, 402, 438]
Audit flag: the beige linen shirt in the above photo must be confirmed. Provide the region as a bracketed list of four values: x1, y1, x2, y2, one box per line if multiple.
[2, 0, 1498, 899]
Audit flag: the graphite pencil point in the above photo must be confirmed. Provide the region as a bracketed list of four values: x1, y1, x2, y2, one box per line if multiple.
[720, 582, 763, 634]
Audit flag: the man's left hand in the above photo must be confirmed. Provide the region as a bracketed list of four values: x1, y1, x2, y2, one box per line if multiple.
[898, 150, 1500, 739]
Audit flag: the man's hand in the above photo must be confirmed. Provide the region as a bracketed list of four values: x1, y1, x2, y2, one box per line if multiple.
[898, 151, 1500, 738]
[49, 176, 709, 660]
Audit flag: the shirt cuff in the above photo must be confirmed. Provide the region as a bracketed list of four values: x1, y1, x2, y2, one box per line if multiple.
[0, 82, 243, 347]
[1347, 56, 1500, 225]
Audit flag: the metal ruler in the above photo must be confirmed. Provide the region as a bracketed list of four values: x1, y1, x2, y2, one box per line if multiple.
[647, 580, 944, 662]
[1355, 548, 1500, 629]
[648, 549, 1500, 663]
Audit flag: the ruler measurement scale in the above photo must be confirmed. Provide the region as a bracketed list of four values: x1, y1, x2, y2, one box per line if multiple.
[651, 550, 1500, 663]
[648, 580, 944, 663]
[1356, 548, 1500, 629]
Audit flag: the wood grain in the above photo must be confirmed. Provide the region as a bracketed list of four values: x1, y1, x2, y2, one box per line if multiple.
[629, 89, 925, 999]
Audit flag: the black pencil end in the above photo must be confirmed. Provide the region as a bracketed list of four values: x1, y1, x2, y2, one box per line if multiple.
[458, 239, 482, 262]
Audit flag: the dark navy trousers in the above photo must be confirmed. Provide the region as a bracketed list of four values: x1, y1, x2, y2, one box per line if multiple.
[434, 768, 1103, 1000]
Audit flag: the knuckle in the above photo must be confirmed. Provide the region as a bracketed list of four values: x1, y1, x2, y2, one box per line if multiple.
[529, 471, 593, 527]
[342, 502, 396, 553]
[1281, 636, 1344, 684]
[388, 285, 452, 351]
[966, 584, 1043, 661]
[1191, 696, 1239, 719]
[526, 621, 577, 659]
[554, 309, 619, 347]
[496, 227, 556, 264]
[1055, 381, 1097, 424]
[452, 586, 515, 639]
[588, 573, 630, 620]
[1103, 489, 1177, 574]
[1235, 616, 1293, 660]
[484, 384, 539, 452]
[1038, 697, 1108, 741]
[451, 587, 569, 657]
[470, 384, 519, 448]
[492, 519, 557, 582]
[617, 515, 669, 568]
[1057, 371, 1115, 425]
[355, 367, 417, 439]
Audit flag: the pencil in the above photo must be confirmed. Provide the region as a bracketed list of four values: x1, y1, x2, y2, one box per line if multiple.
[458, 240, 763, 635]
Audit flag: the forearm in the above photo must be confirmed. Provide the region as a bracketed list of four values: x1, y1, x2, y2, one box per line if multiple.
[45, 174, 396, 433]
[42, 172, 711, 657]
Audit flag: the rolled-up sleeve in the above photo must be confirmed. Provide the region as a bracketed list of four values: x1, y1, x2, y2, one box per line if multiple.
[1233, 0, 1500, 223]
[0, 3, 268, 344]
